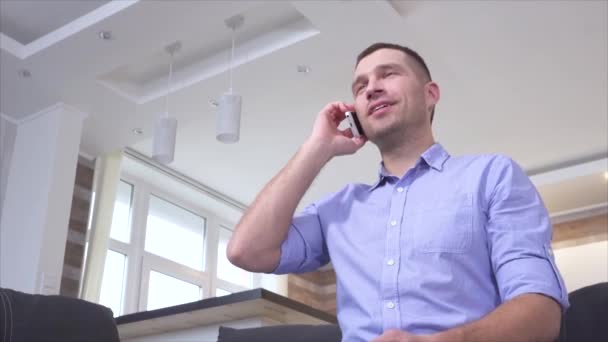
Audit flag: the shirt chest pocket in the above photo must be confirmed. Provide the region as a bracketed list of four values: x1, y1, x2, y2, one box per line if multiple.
[406, 193, 474, 253]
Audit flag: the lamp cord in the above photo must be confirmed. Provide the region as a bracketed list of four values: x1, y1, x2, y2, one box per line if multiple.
[164, 52, 174, 118]
[229, 27, 236, 94]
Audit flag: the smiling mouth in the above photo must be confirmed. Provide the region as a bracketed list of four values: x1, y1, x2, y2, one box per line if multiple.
[370, 103, 392, 115]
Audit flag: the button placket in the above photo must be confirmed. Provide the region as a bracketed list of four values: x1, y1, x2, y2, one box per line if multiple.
[382, 167, 422, 330]
[381, 181, 408, 330]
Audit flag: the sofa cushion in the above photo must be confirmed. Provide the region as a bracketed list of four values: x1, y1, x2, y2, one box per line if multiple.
[559, 282, 608, 342]
[217, 324, 341, 342]
[0, 287, 120, 342]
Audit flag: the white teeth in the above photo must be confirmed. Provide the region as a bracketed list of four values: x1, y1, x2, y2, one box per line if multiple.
[373, 104, 389, 112]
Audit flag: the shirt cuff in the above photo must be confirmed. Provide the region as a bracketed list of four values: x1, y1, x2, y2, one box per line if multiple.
[497, 244, 570, 312]
[271, 224, 307, 274]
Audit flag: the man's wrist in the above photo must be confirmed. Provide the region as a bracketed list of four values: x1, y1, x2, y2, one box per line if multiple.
[302, 138, 333, 164]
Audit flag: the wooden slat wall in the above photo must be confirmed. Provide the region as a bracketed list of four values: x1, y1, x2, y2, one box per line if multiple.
[288, 270, 337, 315]
[552, 214, 608, 249]
[59, 161, 93, 297]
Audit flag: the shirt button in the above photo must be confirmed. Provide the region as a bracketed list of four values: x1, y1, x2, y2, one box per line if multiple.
[387, 259, 395, 266]
[390, 220, 397, 227]
[386, 301, 395, 309]
[397, 187, 404, 193]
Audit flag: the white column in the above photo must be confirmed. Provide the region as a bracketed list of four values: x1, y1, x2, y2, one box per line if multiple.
[0, 103, 87, 294]
[80, 150, 123, 303]
[0, 113, 19, 218]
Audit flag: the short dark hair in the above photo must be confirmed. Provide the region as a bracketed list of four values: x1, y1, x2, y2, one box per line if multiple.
[356, 42, 435, 123]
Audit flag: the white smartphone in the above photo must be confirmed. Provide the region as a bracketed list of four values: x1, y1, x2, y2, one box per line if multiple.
[345, 111, 364, 138]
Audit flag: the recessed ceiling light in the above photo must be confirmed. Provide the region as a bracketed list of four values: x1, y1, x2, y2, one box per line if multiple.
[208, 99, 219, 108]
[18, 69, 31, 78]
[297, 65, 311, 74]
[132, 128, 143, 135]
[98, 31, 112, 40]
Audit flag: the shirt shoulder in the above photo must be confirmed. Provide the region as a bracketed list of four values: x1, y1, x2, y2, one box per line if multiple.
[314, 182, 373, 209]
[448, 153, 515, 171]
[443, 153, 524, 204]
[445, 153, 523, 185]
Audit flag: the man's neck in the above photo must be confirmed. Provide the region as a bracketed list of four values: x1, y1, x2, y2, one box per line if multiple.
[379, 131, 435, 178]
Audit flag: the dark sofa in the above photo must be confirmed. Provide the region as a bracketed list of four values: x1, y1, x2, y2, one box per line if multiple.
[0, 287, 119, 342]
[217, 324, 341, 342]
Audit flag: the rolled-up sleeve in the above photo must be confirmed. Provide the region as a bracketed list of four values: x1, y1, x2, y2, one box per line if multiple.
[272, 203, 329, 274]
[486, 156, 569, 311]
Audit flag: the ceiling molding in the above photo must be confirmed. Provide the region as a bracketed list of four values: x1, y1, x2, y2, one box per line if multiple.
[17, 102, 88, 125]
[0, 112, 20, 125]
[530, 157, 608, 187]
[0, 0, 139, 60]
[0, 33, 25, 59]
[550, 202, 608, 225]
[123, 147, 247, 212]
[97, 14, 319, 104]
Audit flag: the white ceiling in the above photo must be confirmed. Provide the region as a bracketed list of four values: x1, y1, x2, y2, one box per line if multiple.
[0, 0, 109, 44]
[1, 0, 607, 213]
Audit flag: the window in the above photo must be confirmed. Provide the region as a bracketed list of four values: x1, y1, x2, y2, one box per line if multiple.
[217, 226, 253, 288]
[146, 271, 202, 310]
[216, 288, 232, 297]
[99, 174, 260, 316]
[99, 250, 127, 316]
[145, 195, 206, 271]
[110, 181, 133, 243]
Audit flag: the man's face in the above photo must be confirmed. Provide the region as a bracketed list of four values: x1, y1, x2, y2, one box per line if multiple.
[352, 48, 432, 144]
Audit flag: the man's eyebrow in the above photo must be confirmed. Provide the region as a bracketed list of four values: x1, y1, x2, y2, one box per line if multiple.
[352, 63, 406, 92]
[376, 63, 405, 72]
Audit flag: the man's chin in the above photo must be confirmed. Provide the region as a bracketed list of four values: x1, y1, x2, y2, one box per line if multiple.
[368, 125, 406, 146]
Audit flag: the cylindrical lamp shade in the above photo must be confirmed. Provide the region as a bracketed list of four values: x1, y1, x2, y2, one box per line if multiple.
[152, 116, 178, 164]
[216, 93, 241, 143]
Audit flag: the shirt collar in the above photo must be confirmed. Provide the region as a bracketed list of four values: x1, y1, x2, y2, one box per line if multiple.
[421, 142, 450, 172]
[368, 163, 390, 191]
[369, 143, 450, 191]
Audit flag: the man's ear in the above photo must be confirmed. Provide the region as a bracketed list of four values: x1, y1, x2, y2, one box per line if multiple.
[426, 81, 440, 108]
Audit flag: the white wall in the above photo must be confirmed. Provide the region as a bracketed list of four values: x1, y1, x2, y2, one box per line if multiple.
[0, 104, 86, 294]
[554, 240, 608, 292]
[0, 114, 18, 218]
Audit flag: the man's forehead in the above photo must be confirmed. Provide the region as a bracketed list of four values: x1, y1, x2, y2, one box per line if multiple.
[354, 49, 408, 76]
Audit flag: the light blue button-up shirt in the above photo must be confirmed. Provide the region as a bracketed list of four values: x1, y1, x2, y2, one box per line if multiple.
[273, 143, 569, 342]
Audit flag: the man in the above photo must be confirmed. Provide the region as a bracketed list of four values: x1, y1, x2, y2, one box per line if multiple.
[227, 42, 568, 342]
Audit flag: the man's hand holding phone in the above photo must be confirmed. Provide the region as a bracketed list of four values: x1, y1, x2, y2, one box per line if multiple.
[305, 102, 367, 162]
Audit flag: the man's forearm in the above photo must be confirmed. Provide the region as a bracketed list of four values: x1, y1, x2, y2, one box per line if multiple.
[434, 294, 562, 342]
[227, 140, 331, 272]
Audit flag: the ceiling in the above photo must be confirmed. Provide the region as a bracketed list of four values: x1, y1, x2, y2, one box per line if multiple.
[1, 0, 607, 216]
[0, 0, 109, 45]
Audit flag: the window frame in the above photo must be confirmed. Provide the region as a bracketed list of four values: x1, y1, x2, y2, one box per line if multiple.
[103, 172, 258, 315]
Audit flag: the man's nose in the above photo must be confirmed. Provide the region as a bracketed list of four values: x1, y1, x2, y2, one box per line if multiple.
[365, 79, 385, 101]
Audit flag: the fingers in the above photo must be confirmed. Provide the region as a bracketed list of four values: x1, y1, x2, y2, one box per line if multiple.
[340, 128, 354, 139]
[322, 101, 355, 125]
[339, 128, 367, 145]
[337, 102, 355, 113]
[334, 132, 366, 156]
